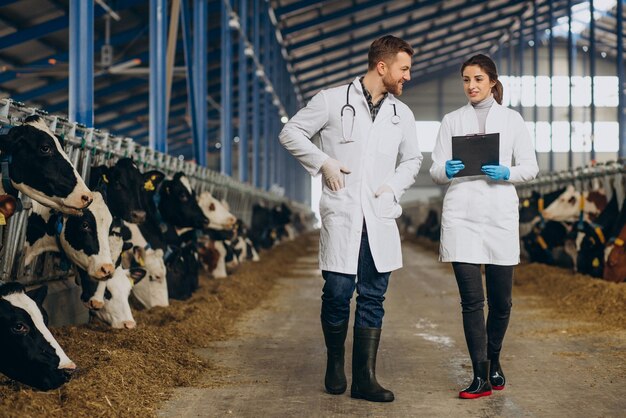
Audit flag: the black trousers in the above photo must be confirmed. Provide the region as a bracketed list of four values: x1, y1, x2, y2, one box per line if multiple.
[451, 262, 514, 365]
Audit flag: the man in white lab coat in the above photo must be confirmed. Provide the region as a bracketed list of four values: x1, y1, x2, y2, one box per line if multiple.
[279, 35, 422, 403]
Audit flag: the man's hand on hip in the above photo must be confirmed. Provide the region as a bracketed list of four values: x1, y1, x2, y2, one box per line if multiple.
[374, 184, 394, 198]
[321, 158, 351, 191]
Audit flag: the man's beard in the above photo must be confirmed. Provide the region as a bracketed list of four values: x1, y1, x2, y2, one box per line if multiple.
[383, 74, 403, 96]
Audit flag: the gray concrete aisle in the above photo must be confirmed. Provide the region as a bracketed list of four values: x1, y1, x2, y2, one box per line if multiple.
[158, 237, 626, 417]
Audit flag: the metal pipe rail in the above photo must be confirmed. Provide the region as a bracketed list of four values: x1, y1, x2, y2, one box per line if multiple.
[515, 160, 625, 198]
[0, 98, 313, 285]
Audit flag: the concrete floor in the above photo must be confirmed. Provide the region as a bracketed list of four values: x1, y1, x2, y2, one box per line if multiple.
[158, 237, 626, 417]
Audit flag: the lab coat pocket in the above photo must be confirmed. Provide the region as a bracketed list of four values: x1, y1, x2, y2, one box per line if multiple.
[320, 187, 350, 225]
[377, 126, 402, 158]
[375, 192, 402, 219]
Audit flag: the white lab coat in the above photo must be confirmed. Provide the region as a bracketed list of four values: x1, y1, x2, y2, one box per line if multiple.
[430, 102, 539, 265]
[279, 77, 422, 274]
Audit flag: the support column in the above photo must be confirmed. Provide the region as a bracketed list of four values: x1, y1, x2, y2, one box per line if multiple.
[618, 0, 625, 158]
[193, 0, 207, 165]
[238, 0, 249, 182]
[549, 0, 555, 171]
[221, 0, 233, 175]
[150, 0, 167, 152]
[252, 0, 261, 187]
[589, 0, 596, 161]
[567, 0, 574, 169]
[69, 0, 94, 126]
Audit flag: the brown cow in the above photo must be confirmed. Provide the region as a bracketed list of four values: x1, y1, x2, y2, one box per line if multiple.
[604, 224, 626, 283]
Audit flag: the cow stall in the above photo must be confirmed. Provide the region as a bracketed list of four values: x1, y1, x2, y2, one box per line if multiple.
[0, 98, 315, 327]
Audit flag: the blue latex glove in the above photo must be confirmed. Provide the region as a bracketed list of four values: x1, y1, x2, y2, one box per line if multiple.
[481, 165, 510, 181]
[445, 160, 465, 179]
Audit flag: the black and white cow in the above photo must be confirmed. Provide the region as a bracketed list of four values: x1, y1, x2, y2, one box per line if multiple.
[122, 222, 168, 309]
[90, 158, 147, 224]
[24, 193, 145, 328]
[140, 171, 208, 300]
[0, 281, 76, 390]
[0, 115, 93, 215]
[78, 266, 146, 329]
[24, 192, 115, 281]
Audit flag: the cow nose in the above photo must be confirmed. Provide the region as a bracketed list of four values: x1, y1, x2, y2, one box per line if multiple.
[123, 320, 136, 329]
[81, 194, 93, 207]
[60, 361, 77, 370]
[95, 264, 115, 280]
[130, 210, 146, 224]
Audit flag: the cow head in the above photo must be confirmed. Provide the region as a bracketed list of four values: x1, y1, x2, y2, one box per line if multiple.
[158, 172, 208, 229]
[91, 267, 146, 329]
[198, 191, 236, 230]
[0, 115, 92, 215]
[122, 246, 168, 309]
[24, 195, 115, 280]
[58, 192, 115, 280]
[91, 159, 147, 224]
[0, 282, 76, 390]
[542, 185, 607, 222]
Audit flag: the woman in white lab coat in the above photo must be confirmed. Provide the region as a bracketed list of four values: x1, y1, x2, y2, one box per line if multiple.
[430, 54, 538, 399]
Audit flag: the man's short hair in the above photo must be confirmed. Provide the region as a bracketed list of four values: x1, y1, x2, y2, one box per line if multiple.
[368, 35, 414, 70]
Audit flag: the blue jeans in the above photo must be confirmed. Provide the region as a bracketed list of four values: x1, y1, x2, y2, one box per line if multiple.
[321, 230, 391, 329]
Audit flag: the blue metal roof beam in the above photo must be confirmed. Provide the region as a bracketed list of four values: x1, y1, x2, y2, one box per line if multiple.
[299, 2, 574, 95]
[274, 0, 331, 18]
[0, 0, 145, 50]
[280, 0, 396, 37]
[290, 0, 528, 65]
[0, 24, 149, 85]
[298, 1, 574, 86]
[297, 6, 528, 86]
[288, 0, 445, 52]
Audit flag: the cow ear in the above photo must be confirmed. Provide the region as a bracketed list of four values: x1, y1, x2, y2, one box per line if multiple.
[26, 285, 48, 307]
[94, 166, 110, 186]
[129, 267, 147, 284]
[0, 126, 24, 153]
[132, 246, 146, 267]
[143, 170, 166, 192]
[120, 250, 133, 269]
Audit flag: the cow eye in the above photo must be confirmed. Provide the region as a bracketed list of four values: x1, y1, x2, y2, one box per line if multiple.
[209, 203, 215, 211]
[39, 144, 52, 155]
[11, 322, 30, 335]
[179, 193, 188, 203]
[81, 221, 91, 231]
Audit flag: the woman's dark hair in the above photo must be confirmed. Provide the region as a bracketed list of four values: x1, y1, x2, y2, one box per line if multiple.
[461, 54, 503, 104]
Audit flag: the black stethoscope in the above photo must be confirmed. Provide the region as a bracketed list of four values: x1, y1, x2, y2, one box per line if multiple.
[340, 82, 400, 143]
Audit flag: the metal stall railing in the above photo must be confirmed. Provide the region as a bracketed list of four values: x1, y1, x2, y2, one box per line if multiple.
[0, 98, 314, 286]
[516, 160, 626, 205]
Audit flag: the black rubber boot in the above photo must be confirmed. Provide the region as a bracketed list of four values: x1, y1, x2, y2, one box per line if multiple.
[321, 320, 348, 394]
[350, 327, 394, 402]
[459, 360, 492, 399]
[488, 353, 506, 390]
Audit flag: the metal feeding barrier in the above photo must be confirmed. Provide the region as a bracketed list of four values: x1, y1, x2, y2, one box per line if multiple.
[516, 160, 626, 205]
[0, 98, 313, 285]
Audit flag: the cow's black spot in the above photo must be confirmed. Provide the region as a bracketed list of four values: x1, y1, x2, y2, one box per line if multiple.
[64, 210, 99, 255]
[25, 213, 47, 245]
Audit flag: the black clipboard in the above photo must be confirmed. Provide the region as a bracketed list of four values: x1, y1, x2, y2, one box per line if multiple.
[451, 133, 500, 177]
